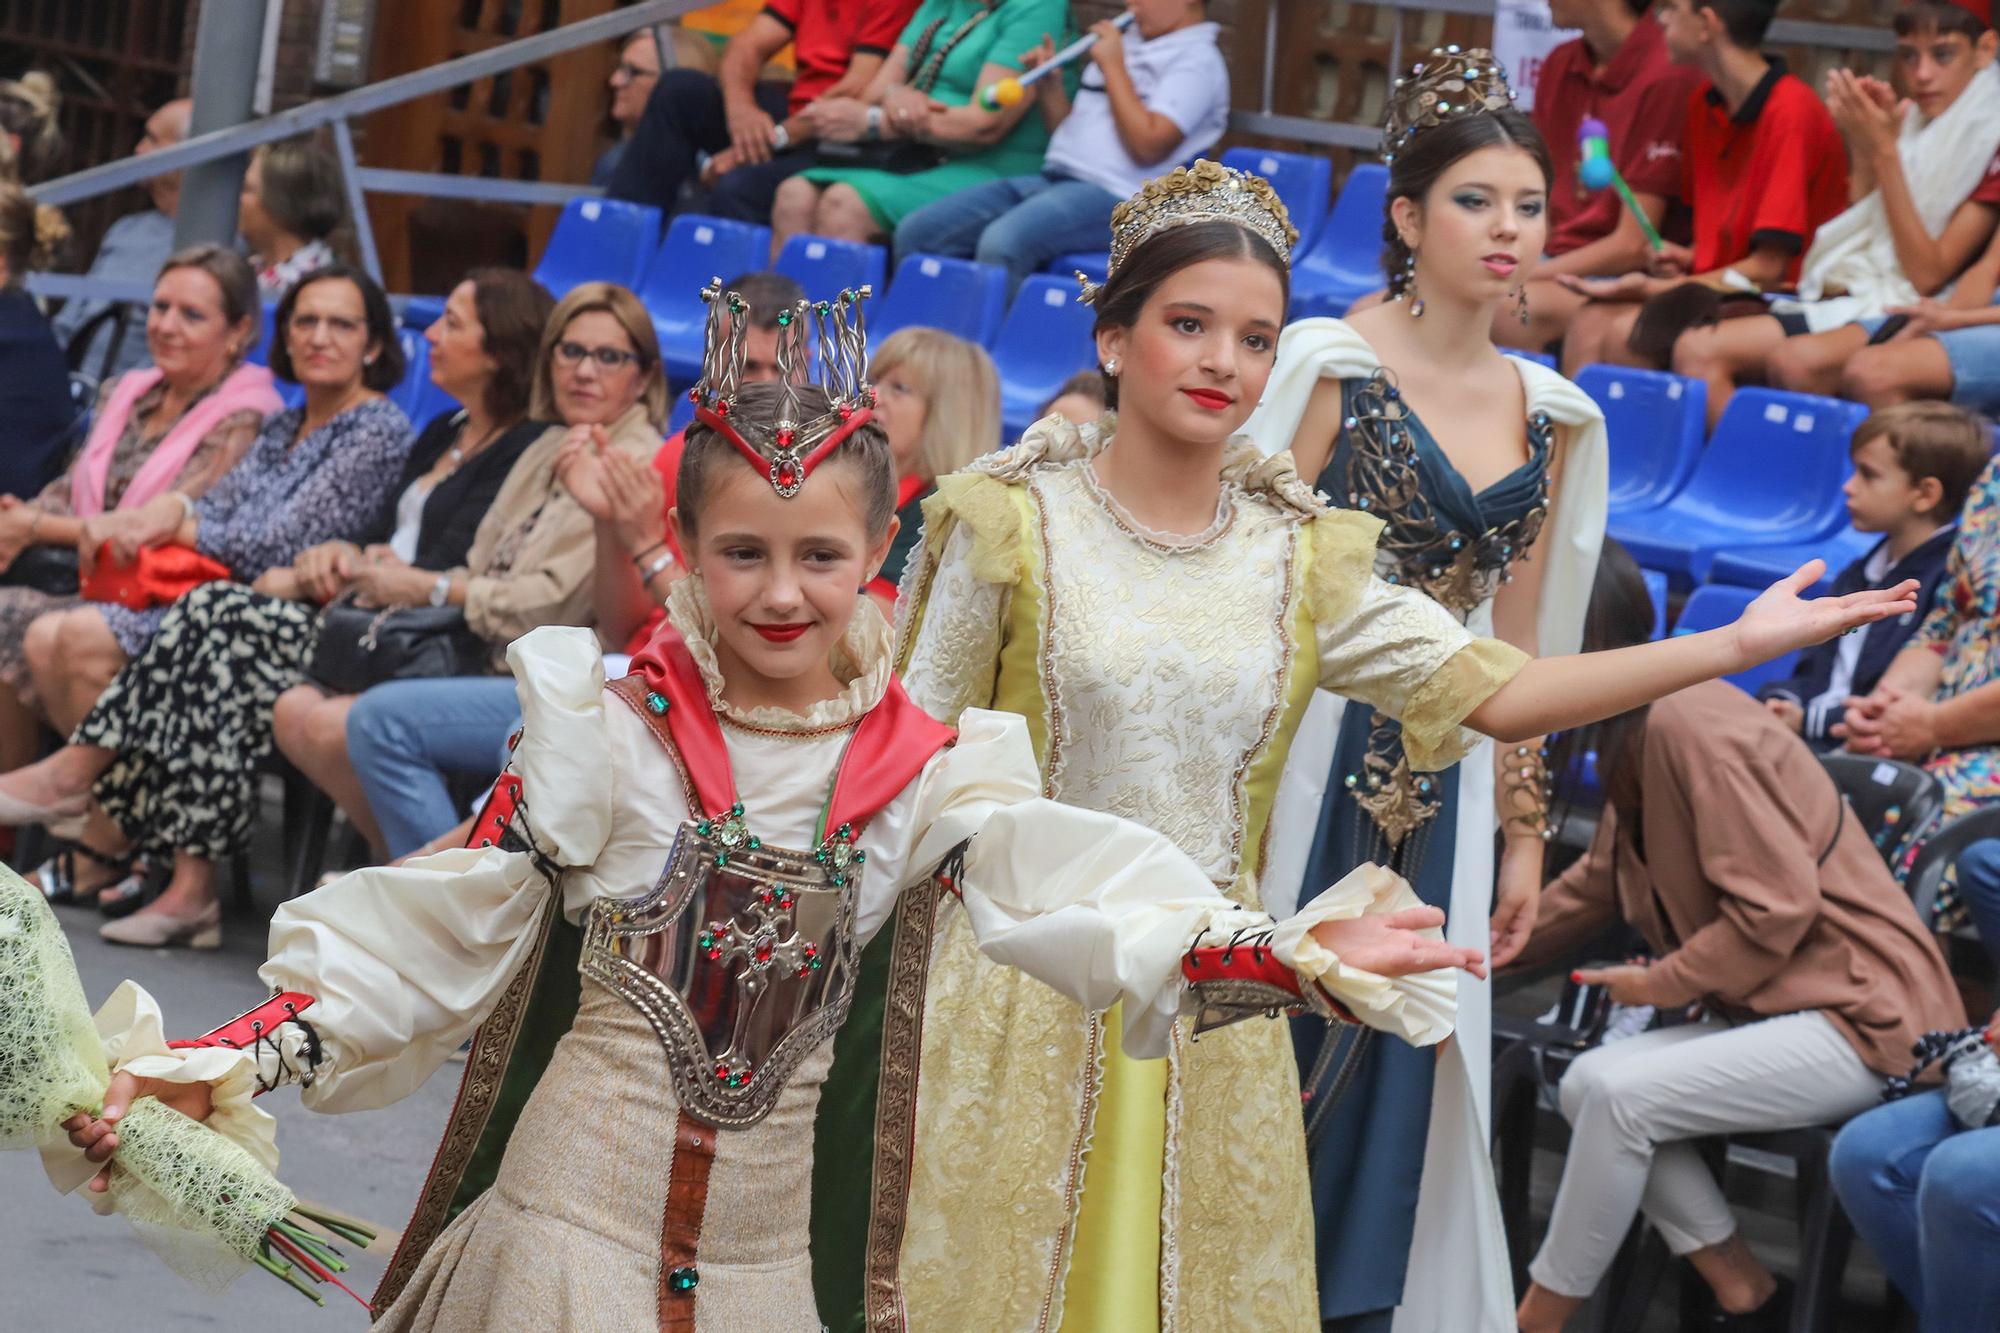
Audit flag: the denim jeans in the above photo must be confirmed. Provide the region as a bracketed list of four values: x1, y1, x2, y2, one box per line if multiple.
[1953, 838, 2000, 972]
[892, 171, 1121, 294]
[1830, 1090, 2000, 1330]
[346, 676, 522, 858]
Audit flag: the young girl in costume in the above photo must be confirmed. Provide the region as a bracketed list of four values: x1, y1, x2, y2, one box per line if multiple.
[1242, 50, 1601, 1330]
[889, 157, 1914, 1331]
[47, 283, 1485, 1331]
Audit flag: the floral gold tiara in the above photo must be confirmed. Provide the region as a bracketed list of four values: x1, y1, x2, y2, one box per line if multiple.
[1382, 46, 1517, 165]
[1081, 160, 1300, 305]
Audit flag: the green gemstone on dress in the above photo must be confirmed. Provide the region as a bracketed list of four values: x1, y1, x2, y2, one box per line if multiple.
[747, 836, 761, 850]
[668, 1266, 699, 1293]
[716, 852, 729, 867]
[645, 692, 668, 715]
[777, 310, 792, 326]
[697, 821, 711, 836]
[853, 850, 865, 864]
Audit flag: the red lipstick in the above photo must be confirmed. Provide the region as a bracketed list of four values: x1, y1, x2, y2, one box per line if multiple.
[1182, 388, 1233, 411]
[752, 623, 812, 643]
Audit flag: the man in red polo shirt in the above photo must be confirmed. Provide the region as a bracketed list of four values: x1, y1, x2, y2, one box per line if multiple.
[1557, 0, 1847, 375]
[1505, 0, 1703, 350]
[608, 0, 919, 222]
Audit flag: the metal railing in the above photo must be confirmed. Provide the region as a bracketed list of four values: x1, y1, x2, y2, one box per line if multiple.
[27, 0, 704, 292]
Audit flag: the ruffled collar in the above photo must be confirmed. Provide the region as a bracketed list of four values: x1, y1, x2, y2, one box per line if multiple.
[663, 575, 892, 733]
[982, 411, 1328, 521]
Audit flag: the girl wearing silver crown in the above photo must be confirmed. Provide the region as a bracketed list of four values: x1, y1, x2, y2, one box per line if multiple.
[44, 288, 1485, 1331]
[892, 155, 1910, 1330]
[1241, 50, 1604, 1331]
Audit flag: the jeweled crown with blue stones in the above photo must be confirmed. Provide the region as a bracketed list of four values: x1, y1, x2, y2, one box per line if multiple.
[687, 278, 877, 498]
[1382, 46, 1518, 165]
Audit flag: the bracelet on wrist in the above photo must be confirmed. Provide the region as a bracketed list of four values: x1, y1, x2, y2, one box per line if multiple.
[1501, 743, 1554, 842]
[637, 547, 678, 584]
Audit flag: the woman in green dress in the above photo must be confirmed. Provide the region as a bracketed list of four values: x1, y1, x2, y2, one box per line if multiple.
[771, 0, 1071, 250]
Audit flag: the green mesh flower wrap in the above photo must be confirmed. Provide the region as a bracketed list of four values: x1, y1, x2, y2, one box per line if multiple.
[0, 868, 296, 1289]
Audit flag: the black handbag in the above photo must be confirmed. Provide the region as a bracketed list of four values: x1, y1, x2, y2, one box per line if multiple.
[0, 545, 80, 596]
[813, 138, 947, 175]
[305, 590, 489, 694]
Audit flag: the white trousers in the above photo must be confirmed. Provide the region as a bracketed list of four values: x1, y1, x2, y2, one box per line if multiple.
[1528, 1010, 1882, 1299]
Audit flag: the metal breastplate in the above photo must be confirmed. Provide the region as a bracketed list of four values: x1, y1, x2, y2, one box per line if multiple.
[581, 820, 859, 1128]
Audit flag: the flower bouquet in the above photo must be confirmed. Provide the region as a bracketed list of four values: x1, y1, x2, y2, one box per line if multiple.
[0, 867, 372, 1306]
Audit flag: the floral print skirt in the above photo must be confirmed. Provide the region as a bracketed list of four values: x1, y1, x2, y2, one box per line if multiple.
[78, 581, 317, 859]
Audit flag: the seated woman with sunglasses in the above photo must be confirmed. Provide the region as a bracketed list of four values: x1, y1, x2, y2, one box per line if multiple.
[274, 282, 670, 867]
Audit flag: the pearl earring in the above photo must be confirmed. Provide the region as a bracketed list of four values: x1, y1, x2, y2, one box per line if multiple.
[1403, 252, 1424, 319]
[1103, 358, 1119, 377]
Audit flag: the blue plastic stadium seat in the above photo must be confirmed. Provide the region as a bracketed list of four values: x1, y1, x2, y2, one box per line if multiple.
[994, 274, 1099, 442]
[1608, 388, 1867, 587]
[1707, 525, 1878, 598]
[1047, 251, 1108, 285]
[1642, 567, 1671, 639]
[1576, 365, 1707, 515]
[640, 214, 772, 385]
[246, 304, 281, 367]
[537, 197, 662, 300]
[1220, 147, 1332, 250]
[775, 234, 887, 303]
[1674, 583, 1799, 694]
[872, 253, 1009, 347]
[387, 329, 435, 425]
[667, 392, 696, 437]
[1289, 163, 1387, 320]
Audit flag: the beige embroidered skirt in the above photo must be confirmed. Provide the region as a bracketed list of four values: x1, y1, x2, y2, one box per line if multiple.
[377, 978, 829, 1332]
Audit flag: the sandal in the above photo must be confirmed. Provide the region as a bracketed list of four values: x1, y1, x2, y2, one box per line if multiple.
[60, 841, 141, 915]
[25, 849, 78, 905]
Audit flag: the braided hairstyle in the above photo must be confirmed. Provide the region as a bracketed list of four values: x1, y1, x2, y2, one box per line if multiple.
[1381, 108, 1550, 302]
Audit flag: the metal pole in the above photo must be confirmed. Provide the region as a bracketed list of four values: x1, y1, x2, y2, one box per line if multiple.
[329, 120, 381, 281]
[175, 0, 271, 250]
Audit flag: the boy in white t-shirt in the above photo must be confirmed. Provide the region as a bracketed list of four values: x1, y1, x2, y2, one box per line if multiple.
[892, 0, 1228, 292]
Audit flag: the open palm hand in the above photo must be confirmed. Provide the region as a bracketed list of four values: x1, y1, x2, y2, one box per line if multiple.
[1730, 562, 1918, 667]
[1310, 906, 1487, 980]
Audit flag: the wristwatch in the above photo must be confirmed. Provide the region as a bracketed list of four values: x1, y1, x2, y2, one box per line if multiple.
[429, 573, 453, 607]
[865, 105, 884, 141]
[770, 122, 791, 152]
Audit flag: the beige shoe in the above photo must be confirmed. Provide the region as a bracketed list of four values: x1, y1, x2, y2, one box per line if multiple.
[99, 902, 222, 950]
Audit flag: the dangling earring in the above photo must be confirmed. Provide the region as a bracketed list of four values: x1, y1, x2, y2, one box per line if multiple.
[1103, 358, 1119, 378]
[1513, 283, 1530, 328]
[1403, 252, 1424, 319]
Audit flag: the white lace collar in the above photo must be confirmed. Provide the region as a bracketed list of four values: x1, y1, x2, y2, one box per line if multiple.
[664, 576, 892, 733]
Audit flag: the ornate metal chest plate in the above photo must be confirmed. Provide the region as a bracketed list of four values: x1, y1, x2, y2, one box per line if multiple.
[581, 820, 859, 1128]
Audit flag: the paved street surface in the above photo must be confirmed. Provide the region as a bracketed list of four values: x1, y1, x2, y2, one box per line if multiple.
[3, 893, 458, 1331]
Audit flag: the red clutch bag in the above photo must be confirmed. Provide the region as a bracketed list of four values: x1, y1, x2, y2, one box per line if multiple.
[79, 542, 232, 611]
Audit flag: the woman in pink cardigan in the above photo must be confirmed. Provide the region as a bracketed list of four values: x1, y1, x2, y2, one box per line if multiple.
[0, 243, 277, 901]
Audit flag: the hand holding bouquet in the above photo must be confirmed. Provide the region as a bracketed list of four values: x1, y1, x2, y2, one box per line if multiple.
[0, 868, 371, 1305]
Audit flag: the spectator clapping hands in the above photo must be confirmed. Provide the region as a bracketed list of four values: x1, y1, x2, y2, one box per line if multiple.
[1824, 68, 1903, 160]
[557, 422, 667, 559]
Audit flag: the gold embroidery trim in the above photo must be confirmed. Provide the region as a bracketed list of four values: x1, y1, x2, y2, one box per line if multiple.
[862, 878, 949, 1333]
[370, 875, 563, 1315]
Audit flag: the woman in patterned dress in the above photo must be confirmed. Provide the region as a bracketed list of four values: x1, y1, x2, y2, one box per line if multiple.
[0, 264, 413, 940]
[0, 245, 276, 902]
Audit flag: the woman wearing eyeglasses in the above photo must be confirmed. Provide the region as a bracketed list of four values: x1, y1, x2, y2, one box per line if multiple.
[0, 264, 413, 938]
[280, 281, 669, 868]
[0, 280, 663, 947]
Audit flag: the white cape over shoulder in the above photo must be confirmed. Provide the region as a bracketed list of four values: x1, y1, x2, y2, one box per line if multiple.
[1240, 318, 1608, 1331]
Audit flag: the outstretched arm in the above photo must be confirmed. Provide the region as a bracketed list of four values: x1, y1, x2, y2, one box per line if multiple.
[1467, 562, 1918, 742]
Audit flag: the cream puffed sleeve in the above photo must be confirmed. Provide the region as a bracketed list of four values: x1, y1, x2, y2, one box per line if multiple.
[881, 708, 1458, 1057]
[255, 626, 614, 1112]
[1306, 511, 1529, 772]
